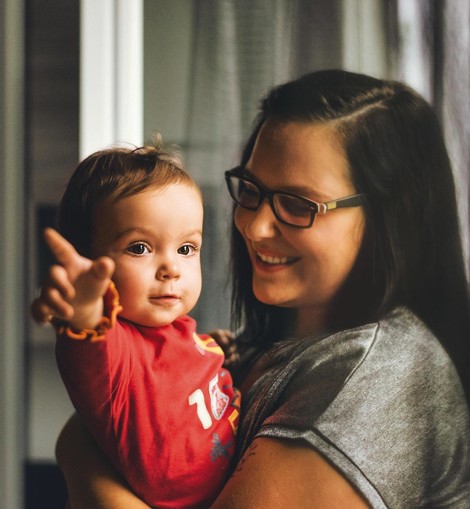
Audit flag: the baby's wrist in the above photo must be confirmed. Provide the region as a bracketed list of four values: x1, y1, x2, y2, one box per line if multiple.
[68, 302, 104, 331]
[54, 282, 122, 342]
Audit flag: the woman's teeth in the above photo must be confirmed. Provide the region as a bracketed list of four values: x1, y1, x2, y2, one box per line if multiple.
[258, 252, 290, 264]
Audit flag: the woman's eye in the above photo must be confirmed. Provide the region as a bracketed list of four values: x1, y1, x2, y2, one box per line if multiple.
[178, 244, 197, 256]
[240, 181, 258, 197]
[127, 243, 150, 255]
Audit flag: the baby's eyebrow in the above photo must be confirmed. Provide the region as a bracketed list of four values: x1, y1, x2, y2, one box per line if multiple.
[112, 227, 203, 243]
[181, 228, 203, 238]
[111, 227, 152, 242]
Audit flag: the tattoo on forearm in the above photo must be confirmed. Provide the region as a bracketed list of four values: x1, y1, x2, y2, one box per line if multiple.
[232, 441, 259, 476]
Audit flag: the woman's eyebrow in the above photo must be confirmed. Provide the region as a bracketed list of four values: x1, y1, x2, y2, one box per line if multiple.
[243, 167, 328, 200]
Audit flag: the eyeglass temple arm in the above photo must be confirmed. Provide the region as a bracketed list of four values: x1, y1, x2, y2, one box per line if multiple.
[318, 194, 363, 214]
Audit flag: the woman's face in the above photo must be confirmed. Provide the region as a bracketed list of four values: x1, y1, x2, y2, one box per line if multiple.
[234, 119, 365, 335]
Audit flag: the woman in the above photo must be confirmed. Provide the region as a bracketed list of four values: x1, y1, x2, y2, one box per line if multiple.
[37, 70, 470, 507]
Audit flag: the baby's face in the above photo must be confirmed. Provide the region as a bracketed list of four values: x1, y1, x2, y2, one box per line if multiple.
[91, 183, 203, 327]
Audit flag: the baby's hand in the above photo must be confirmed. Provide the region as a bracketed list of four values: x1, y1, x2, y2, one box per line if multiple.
[30, 228, 115, 330]
[210, 328, 240, 368]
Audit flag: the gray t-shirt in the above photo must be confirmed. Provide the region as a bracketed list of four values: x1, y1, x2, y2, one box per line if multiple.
[237, 307, 470, 508]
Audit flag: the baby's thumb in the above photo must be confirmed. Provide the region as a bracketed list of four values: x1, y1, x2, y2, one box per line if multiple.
[83, 256, 115, 300]
[92, 256, 115, 282]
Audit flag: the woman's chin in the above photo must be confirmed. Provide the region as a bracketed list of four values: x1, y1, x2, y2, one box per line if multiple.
[253, 287, 291, 308]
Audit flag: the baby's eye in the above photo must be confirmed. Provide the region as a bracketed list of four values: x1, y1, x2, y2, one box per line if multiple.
[178, 244, 197, 256]
[127, 243, 150, 255]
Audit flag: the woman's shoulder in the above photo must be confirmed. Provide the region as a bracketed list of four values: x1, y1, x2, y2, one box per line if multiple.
[308, 306, 457, 382]
[245, 307, 463, 415]
[282, 306, 466, 424]
[346, 306, 456, 376]
[264, 307, 433, 401]
[245, 307, 470, 507]
[313, 307, 470, 506]
[313, 305, 466, 411]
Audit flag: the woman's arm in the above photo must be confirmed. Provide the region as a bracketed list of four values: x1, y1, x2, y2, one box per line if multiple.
[211, 437, 371, 508]
[58, 417, 370, 508]
[56, 414, 151, 509]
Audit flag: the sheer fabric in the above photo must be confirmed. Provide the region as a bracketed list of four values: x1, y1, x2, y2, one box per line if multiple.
[185, 0, 345, 330]
[395, 0, 469, 277]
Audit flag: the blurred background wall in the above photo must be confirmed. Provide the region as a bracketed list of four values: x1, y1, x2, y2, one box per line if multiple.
[1, 1, 468, 507]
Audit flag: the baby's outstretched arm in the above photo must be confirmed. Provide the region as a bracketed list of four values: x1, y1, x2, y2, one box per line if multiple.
[31, 228, 115, 330]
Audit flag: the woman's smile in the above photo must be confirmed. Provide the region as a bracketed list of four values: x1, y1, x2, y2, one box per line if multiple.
[252, 248, 299, 271]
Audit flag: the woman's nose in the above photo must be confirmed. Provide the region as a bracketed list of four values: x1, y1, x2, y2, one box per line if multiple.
[240, 200, 279, 240]
[156, 260, 180, 281]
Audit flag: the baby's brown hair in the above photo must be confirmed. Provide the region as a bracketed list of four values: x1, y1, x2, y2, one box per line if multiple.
[57, 137, 199, 257]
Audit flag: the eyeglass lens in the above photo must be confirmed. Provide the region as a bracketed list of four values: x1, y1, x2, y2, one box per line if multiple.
[228, 175, 315, 227]
[273, 194, 315, 225]
[235, 179, 260, 209]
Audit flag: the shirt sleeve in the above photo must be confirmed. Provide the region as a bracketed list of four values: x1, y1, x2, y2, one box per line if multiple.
[53, 282, 130, 470]
[253, 324, 387, 507]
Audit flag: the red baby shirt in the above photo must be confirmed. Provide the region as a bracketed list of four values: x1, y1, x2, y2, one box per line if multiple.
[55, 284, 240, 508]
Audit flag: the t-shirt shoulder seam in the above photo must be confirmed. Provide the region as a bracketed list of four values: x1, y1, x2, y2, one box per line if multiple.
[319, 320, 381, 413]
[341, 320, 381, 389]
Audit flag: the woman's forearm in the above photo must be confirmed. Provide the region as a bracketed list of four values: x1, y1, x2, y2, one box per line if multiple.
[56, 413, 151, 509]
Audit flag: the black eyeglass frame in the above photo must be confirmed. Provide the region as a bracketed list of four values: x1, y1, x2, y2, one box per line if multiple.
[224, 167, 363, 229]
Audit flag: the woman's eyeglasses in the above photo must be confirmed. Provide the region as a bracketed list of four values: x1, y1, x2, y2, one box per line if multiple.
[225, 167, 363, 229]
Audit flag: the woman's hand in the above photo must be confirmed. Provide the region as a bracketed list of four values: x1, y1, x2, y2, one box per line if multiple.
[30, 228, 114, 330]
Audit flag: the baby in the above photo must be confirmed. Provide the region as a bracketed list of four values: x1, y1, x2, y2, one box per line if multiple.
[34, 141, 240, 508]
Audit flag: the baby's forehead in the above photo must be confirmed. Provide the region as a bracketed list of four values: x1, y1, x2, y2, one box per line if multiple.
[89, 181, 203, 255]
[96, 182, 201, 214]
[108, 178, 201, 202]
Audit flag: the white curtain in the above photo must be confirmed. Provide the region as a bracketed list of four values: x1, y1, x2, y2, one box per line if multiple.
[185, 0, 298, 183]
[184, 0, 353, 330]
[186, 0, 302, 330]
[440, 1, 470, 276]
[395, 0, 470, 277]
